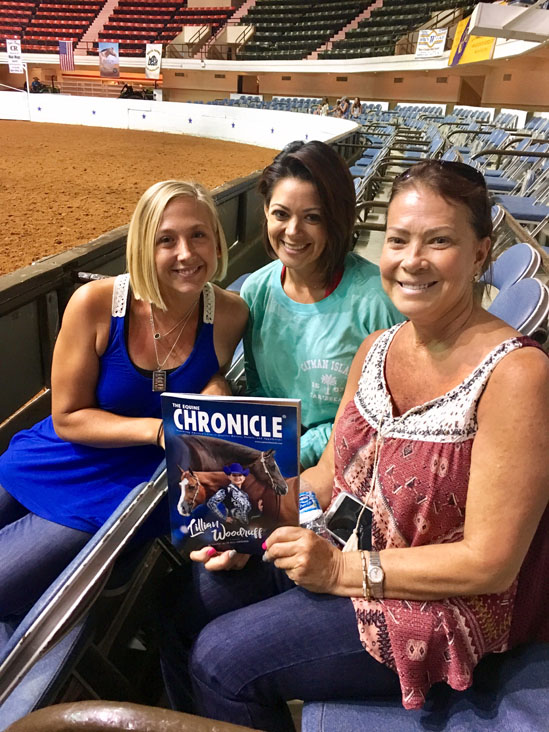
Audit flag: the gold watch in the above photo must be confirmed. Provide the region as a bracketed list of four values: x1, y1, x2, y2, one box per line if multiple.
[367, 551, 385, 599]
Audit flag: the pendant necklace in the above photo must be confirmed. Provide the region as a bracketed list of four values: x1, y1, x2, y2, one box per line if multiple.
[150, 299, 198, 392]
[150, 310, 189, 341]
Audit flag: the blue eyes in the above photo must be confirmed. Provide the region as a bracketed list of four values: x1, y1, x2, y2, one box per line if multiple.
[156, 231, 208, 246]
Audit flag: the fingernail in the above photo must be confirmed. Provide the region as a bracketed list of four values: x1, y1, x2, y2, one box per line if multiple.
[228, 549, 237, 559]
[261, 541, 267, 550]
[262, 552, 269, 562]
[206, 547, 217, 557]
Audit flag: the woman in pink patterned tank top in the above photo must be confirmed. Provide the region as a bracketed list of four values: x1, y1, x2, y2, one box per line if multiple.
[161, 161, 548, 728]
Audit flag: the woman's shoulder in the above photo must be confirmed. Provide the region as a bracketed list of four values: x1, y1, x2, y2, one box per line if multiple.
[211, 284, 249, 327]
[239, 260, 281, 301]
[342, 254, 398, 307]
[477, 335, 549, 434]
[344, 252, 380, 279]
[486, 334, 549, 389]
[64, 276, 115, 321]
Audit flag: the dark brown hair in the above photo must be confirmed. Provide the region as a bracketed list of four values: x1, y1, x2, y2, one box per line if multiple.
[389, 160, 493, 274]
[258, 140, 356, 286]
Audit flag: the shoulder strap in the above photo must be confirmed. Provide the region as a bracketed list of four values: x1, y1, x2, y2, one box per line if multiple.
[203, 282, 215, 324]
[112, 273, 130, 317]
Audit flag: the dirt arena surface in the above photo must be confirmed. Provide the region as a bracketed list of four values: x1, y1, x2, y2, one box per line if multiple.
[0, 121, 276, 276]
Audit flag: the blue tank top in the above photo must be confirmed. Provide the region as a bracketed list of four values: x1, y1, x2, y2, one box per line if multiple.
[0, 275, 219, 532]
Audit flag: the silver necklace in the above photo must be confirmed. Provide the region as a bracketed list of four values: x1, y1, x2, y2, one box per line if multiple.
[149, 310, 189, 341]
[150, 299, 198, 392]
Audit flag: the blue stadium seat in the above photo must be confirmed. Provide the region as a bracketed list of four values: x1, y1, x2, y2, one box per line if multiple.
[302, 643, 549, 732]
[481, 242, 541, 290]
[488, 276, 549, 335]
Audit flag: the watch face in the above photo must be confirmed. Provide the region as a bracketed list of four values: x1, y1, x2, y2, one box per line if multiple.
[369, 566, 384, 584]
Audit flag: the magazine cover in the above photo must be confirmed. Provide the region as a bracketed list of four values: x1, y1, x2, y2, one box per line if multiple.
[162, 393, 301, 555]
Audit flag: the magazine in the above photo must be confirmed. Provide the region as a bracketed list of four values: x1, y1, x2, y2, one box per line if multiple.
[162, 393, 301, 555]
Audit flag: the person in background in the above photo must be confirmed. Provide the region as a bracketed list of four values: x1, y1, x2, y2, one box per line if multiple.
[350, 97, 362, 119]
[335, 97, 350, 118]
[30, 77, 43, 93]
[0, 180, 247, 640]
[240, 141, 403, 469]
[314, 97, 330, 115]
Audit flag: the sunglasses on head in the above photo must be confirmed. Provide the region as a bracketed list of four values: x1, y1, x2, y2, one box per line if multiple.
[396, 160, 487, 188]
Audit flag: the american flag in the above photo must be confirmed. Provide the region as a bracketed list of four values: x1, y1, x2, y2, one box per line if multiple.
[59, 40, 75, 72]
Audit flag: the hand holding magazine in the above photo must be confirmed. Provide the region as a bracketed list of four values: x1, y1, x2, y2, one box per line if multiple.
[162, 394, 301, 555]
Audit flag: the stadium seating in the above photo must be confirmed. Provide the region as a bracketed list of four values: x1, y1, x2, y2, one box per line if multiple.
[318, 0, 477, 60]
[95, 3, 236, 57]
[237, 0, 374, 61]
[19, 1, 102, 52]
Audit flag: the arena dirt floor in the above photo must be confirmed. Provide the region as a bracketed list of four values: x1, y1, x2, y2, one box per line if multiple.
[0, 120, 276, 276]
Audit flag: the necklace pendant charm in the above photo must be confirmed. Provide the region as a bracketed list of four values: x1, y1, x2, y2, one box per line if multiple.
[152, 369, 167, 392]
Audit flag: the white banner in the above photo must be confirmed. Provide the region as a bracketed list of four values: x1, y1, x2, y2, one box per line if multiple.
[415, 28, 448, 59]
[145, 44, 162, 79]
[7, 39, 24, 74]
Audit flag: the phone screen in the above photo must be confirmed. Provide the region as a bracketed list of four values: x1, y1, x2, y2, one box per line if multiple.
[325, 495, 372, 548]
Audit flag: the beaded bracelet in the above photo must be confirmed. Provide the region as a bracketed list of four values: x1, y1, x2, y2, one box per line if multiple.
[156, 421, 164, 447]
[360, 550, 370, 601]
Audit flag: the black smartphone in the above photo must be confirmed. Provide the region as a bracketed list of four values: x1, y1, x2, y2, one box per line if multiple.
[324, 492, 372, 549]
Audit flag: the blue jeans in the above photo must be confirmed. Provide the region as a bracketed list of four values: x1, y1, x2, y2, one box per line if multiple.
[159, 557, 400, 732]
[0, 485, 92, 621]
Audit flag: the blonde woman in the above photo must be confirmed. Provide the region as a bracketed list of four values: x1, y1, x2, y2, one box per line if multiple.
[0, 180, 247, 627]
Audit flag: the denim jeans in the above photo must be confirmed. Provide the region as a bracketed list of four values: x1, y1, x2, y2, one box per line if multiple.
[159, 556, 400, 732]
[0, 484, 91, 621]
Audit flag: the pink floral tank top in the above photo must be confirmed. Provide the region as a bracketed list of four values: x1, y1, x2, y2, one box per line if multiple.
[332, 323, 548, 709]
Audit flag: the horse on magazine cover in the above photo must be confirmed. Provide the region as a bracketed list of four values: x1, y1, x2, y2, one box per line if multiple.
[172, 435, 288, 495]
[172, 435, 290, 521]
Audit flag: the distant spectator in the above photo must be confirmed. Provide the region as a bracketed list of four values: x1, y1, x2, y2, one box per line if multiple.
[334, 97, 350, 118]
[350, 97, 362, 119]
[314, 97, 330, 116]
[31, 77, 43, 93]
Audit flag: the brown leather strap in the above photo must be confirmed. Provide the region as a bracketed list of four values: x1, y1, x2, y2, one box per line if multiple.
[5, 701, 257, 732]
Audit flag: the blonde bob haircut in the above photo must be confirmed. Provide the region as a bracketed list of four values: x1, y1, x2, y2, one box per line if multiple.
[127, 180, 228, 310]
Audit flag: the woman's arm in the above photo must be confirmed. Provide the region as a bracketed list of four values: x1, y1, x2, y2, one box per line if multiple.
[269, 346, 549, 599]
[299, 332, 382, 508]
[51, 279, 160, 447]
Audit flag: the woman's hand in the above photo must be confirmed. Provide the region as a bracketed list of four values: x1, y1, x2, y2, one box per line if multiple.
[263, 526, 343, 593]
[190, 546, 250, 571]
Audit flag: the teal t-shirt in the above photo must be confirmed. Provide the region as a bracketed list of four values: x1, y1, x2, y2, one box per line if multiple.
[240, 252, 404, 469]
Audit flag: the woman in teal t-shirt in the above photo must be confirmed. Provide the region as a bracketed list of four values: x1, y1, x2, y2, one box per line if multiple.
[241, 141, 403, 469]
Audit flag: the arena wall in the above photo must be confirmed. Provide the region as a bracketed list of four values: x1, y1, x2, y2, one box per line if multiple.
[0, 91, 356, 148]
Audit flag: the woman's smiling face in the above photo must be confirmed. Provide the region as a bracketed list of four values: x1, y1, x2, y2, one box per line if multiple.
[380, 184, 490, 325]
[154, 195, 219, 301]
[264, 177, 328, 278]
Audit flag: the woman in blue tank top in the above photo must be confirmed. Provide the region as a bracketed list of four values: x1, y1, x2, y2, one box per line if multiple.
[0, 180, 248, 627]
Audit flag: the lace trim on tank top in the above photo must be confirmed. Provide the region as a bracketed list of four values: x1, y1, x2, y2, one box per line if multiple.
[355, 323, 526, 443]
[111, 274, 216, 323]
[111, 274, 216, 377]
[112, 273, 130, 317]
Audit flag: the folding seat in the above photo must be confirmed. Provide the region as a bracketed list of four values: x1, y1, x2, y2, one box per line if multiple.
[488, 277, 549, 336]
[481, 242, 541, 290]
